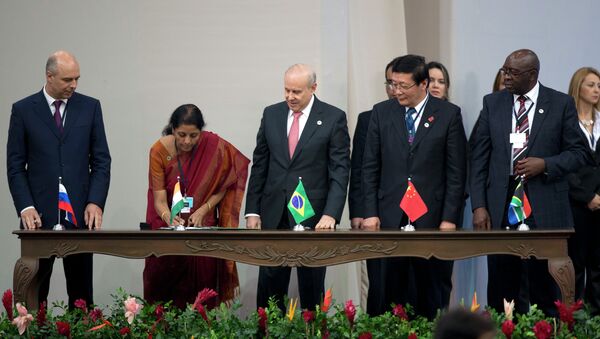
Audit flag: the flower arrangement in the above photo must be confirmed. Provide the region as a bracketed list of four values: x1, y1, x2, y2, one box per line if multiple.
[1, 288, 600, 338]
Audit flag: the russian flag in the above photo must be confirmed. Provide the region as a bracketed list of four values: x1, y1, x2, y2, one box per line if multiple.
[59, 183, 78, 226]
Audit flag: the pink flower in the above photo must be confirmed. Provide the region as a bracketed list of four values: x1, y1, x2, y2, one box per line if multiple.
[358, 332, 373, 339]
[344, 300, 356, 327]
[154, 304, 164, 321]
[393, 304, 408, 321]
[533, 320, 552, 339]
[37, 301, 47, 327]
[196, 303, 209, 324]
[503, 298, 515, 321]
[2, 289, 13, 321]
[119, 326, 131, 336]
[194, 288, 218, 306]
[555, 299, 584, 331]
[322, 329, 330, 339]
[257, 307, 267, 334]
[303, 309, 315, 323]
[502, 319, 515, 338]
[408, 333, 418, 339]
[56, 321, 71, 338]
[74, 299, 87, 313]
[90, 308, 103, 322]
[123, 296, 142, 324]
[12, 302, 33, 335]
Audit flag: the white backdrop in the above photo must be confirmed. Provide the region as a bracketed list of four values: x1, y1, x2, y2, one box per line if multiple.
[0, 0, 407, 314]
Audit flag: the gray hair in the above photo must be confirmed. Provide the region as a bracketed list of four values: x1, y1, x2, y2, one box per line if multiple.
[285, 64, 317, 87]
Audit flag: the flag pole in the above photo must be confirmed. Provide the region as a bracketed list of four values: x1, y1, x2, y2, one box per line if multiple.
[174, 176, 186, 231]
[516, 175, 530, 231]
[293, 176, 306, 231]
[53, 177, 64, 231]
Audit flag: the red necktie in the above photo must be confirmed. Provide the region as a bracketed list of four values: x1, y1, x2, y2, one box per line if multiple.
[512, 95, 529, 166]
[53, 100, 63, 133]
[288, 111, 302, 158]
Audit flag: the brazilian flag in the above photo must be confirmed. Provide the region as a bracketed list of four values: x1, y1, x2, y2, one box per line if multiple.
[287, 179, 315, 225]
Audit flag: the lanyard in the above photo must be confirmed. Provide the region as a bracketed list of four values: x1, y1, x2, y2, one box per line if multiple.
[407, 95, 429, 129]
[175, 143, 197, 197]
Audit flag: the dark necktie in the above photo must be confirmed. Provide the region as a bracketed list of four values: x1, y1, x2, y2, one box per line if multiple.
[53, 100, 63, 134]
[405, 107, 417, 143]
[512, 96, 528, 167]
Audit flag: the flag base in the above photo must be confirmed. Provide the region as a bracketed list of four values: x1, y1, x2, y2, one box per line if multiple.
[293, 224, 307, 231]
[516, 223, 530, 231]
[401, 224, 415, 232]
[52, 224, 64, 231]
[174, 225, 186, 231]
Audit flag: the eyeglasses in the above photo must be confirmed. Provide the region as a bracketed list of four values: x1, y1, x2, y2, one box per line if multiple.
[385, 81, 417, 91]
[499, 67, 537, 77]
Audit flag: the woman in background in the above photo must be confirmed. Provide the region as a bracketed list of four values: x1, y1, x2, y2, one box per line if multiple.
[143, 104, 250, 308]
[567, 67, 600, 315]
[427, 61, 450, 100]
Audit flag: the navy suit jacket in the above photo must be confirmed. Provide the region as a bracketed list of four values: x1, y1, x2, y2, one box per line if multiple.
[470, 84, 589, 229]
[245, 96, 350, 228]
[348, 110, 372, 219]
[362, 96, 467, 228]
[7, 90, 111, 228]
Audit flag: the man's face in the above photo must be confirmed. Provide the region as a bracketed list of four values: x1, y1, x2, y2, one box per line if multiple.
[390, 72, 427, 108]
[284, 72, 316, 112]
[501, 55, 537, 95]
[46, 59, 80, 100]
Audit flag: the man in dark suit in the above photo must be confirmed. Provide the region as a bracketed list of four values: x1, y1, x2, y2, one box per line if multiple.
[245, 64, 350, 310]
[470, 49, 588, 316]
[348, 57, 397, 316]
[7, 51, 111, 308]
[362, 55, 467, 319]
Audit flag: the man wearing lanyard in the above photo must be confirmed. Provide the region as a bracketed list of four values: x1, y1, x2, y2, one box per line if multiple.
[362, 54, 467, 319]
[470, 49, 589, 316]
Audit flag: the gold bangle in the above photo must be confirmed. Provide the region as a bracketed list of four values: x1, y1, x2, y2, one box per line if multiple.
[206, 201, 212, 210]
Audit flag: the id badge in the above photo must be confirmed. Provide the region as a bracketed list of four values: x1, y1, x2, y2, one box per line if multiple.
[181, 197, 194, 213]
[510, 132, 526, 148]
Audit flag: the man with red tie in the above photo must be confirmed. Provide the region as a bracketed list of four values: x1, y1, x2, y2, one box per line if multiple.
[245, 64, 350, 311]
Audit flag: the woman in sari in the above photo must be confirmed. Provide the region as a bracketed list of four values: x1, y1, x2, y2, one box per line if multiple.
[143, 104, 250, 308]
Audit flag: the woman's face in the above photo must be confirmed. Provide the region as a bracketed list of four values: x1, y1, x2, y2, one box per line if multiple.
[173, 124, 201, 152]
[579, 73, 600, 107]
[428, 67, 448, 99]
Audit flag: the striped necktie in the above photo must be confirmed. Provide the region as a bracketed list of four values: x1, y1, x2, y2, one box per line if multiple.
[512, 95, 528, 167]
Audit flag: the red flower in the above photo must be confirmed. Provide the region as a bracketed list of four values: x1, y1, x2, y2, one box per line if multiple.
[119, 326, 131, 336]
[555, 299, 584, 331]
[408, 333, 418, 339]
[502, 319, 515, 338]
[358, 332, 372, 339]
[37, 302, 47, 327]
[321, 288, 332, 313]
[90, 308, 103, 322]
[303, 309, 315, 323]
[393, 304, 408, 321]
[2, 289, 13, 321]
[74, 299, 87, 313]
[322, 329, 330, 339]
[196, 303, 209, 324]
[344, 300, 356, 327]
[257, 307, 267, 333]
[154, 305, 164, 321]
[194, 288, 218, 306]
[533, 320, 552, 339]
[56, 321, 71, 338]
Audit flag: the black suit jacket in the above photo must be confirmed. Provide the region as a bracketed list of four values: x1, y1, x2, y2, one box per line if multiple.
[568, 131, 600, 206]
[362, 96, 467, 228]
[348, 110, 372, 219]
[7, 90, 111, 228]
[470, 84, 589, 229]
[245, 96, 350, 228]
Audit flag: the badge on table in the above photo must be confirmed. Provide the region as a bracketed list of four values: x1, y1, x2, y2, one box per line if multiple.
[288, 177, 315, 231]
[507, 176, 531, 231]
[399, 178, 428, 231]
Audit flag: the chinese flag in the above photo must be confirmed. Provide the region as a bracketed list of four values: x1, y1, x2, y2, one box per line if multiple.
[399, 180, 428, 222]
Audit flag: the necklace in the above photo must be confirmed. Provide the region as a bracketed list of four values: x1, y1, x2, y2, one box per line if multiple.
[580, 119, 594, 127]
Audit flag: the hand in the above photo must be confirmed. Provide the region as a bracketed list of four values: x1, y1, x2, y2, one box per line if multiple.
[246, 216, 262, 229]
[473, 207, 491, 230]
[361, 217, 380, 231]
[84, 203, 103, 230]
[350, 217, 363, 229]
[21, 208, 42, 230]
[315, 215, 336, 229]
[587, 194, 600, 211]
[515, 157, 545, 179]
[439, 221, 456, 231]
[188, 207, 207, 227]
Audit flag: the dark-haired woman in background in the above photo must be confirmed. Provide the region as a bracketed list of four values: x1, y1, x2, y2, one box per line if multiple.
[427, 61, 450, 100]
[143, 104, 250, 308]
[567, 67, 600, 315]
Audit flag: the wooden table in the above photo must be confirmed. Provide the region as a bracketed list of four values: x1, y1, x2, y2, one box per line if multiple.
[13, 228, 575, 309]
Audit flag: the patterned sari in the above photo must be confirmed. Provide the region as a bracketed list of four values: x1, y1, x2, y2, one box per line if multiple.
[143, 131, 249, 308]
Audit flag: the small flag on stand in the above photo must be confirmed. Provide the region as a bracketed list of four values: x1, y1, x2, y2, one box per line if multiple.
[508, 178, 531, 225]
[170, 178, 185, 224]
[399, 180, 428, 222]
[58, 182, 77, 226]
[287, 178, 315, 225]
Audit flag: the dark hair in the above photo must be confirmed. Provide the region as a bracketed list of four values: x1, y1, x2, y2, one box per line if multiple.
[427, 61, 451, 88]
[434, 309, 496, 339]
[385, 56, 402, 79]
[162, 104, 205, 136]
[391, 54, 429, 85]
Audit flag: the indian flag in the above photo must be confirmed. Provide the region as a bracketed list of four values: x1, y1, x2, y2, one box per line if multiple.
[170, 181, 185, 224]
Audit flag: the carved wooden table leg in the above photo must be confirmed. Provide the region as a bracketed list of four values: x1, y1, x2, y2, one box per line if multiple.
[548, 257, 575, 305]
[13, 257, 40, 309]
